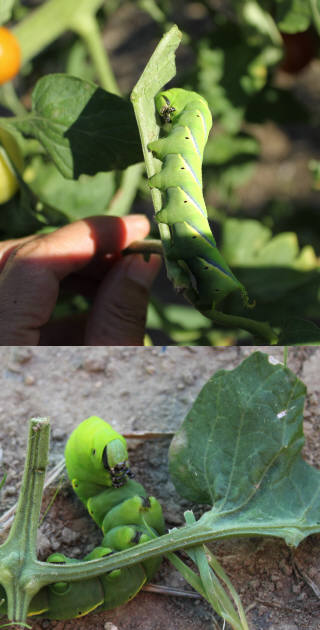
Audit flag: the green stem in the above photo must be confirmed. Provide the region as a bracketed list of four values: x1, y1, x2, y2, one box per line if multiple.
[0, 84, 27, 117]
[206, 549, 250, 630]
[0, 418, 50, 622]
[12, 0, 104, 64]
[26, 515, 316, 588]
[239, 0, 283, 47]
[202, 307, 278, 344]
[123, 238, 163, 256]
[184, 512, 249, 630]
[70, 11, 119, 94]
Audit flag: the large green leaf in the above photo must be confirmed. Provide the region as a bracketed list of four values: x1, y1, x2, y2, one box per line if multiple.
[169, 351, 320, 546]
[13, 74, 143, 178]
[221, 219, 320, 319]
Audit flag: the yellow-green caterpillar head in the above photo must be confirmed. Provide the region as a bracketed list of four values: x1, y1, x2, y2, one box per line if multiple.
[155, 88, 211, 128]
[65, 416, 133, 502]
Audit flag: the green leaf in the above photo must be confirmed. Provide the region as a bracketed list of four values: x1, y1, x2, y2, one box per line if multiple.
[222, 219, 271, 265]
[131, 26, 189, 297]
[131, 24, 182, 194]
[13, 74, 143, 178]
[204, 133, 259, 165]
[219, 219, 320, 330]
[27, 159, 115, 221]
[169, 351, 320, 546]
[275, 0, 312, 32]
[222, 219, 319, 269]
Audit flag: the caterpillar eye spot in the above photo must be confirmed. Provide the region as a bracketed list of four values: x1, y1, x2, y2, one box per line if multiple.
[192, 236, 197, 239]
[184, 200, 188, 203]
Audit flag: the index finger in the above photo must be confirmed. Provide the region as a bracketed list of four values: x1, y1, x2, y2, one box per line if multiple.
[0, 215, 150, 278]
[0, 214, 151, 345]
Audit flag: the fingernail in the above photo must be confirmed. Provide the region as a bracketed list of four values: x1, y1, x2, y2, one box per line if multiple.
[125, 254, 161, 289]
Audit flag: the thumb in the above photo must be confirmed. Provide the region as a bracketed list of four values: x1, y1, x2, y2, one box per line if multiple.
[85, 254, 161, 345]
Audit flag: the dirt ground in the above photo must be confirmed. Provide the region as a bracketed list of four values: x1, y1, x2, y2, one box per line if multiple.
[0, 345, 319, 630]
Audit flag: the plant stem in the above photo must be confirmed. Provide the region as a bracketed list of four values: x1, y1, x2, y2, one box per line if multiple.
[123, 239, 163, 256]
[0, 84, 27, 117]
[202, 308, 278, 344]
[12, 0, 104, 64]
[0, 418, 50, 622]
[70, 12, 119, 94]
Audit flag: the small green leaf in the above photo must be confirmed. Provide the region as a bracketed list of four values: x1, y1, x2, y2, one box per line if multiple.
[169, 351, 320, 546]
[13, 74, 143, 178]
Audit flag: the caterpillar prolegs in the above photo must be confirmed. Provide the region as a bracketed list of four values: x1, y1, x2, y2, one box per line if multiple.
[0, 417, 164, 620]
[149, 88, 247, 309]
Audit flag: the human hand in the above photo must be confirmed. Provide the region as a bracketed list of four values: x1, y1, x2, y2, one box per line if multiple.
[0, 215, 161, 345]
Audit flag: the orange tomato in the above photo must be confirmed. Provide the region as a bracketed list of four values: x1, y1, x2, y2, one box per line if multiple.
[0, 26, 21, 85]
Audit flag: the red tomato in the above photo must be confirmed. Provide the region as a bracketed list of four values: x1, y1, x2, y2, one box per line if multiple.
[0, 26, 21, 85]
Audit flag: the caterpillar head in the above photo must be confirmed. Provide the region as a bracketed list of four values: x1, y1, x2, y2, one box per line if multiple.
[155, 92, 176, 123]
[65, 417, 133, 498]
[102, 437, 134, 488]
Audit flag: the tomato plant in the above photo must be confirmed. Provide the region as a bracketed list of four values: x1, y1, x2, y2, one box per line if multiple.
[0, 27, 21, 85]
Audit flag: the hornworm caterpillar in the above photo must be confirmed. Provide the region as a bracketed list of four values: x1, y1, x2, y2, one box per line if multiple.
[0, 417, 164, 620]
[149, 88, 247, 309]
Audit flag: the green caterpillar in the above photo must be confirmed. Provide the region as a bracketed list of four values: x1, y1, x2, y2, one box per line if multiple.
[0, 417, 164, 620]
[149, 88, 247, 309]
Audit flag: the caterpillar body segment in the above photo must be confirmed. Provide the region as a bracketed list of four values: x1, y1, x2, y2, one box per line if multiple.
[149, 88, 246, 309]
